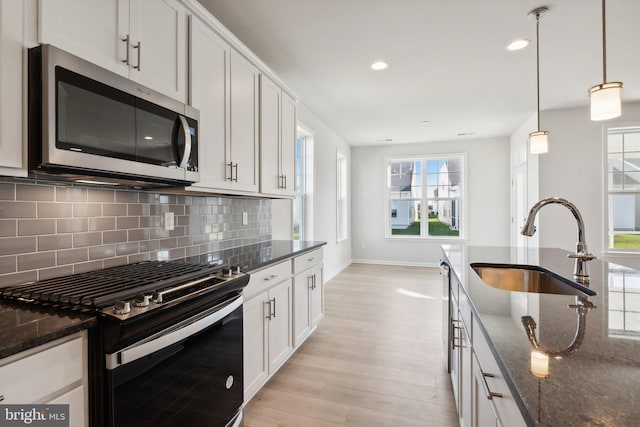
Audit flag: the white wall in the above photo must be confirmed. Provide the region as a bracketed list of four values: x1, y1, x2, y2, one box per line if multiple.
[291, 104, 352, 279]
[271, 198, 292, 239]
[537, 101, 640, 267]
[351, 137, 511, 266]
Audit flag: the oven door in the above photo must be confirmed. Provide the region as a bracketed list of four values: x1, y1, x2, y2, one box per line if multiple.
[105, 294, 243, 427]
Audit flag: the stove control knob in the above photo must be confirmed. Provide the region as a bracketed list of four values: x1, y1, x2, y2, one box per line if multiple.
[113, 300, 131, 315]
[133, 293, 150, 307]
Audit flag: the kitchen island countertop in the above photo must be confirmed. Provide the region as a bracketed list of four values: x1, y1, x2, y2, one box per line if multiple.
[442, 244, 640, 427]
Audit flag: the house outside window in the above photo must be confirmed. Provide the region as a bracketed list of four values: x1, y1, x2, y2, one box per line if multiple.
[386, 155, 465, 239]
[606, 125, 640, 251]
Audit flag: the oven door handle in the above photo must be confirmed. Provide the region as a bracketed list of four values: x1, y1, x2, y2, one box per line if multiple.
[106, 294, 243, 370]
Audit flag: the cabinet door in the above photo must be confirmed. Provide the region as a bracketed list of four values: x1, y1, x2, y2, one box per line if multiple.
[309, 264, 323, 326]
[243, 292, 269, 402]
[39, 0, 130, 77]
[460, 324, 472, 427]
[472, 352, 502, 427]
[189, 16, 231, 190]
[259, 75, 282, 195]
[229, 49, 259, 192]
[268, 278, 293, 374]
[129, 0, 186, 101]
[450, 302, 461, 413]
[48, 385, 86, 427]
[0, 0, 25, 175]
[293, 270, 312, 347]
[280, 91, 297, 196]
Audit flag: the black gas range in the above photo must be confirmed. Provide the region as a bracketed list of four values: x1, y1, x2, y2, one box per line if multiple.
[0, 260, 249, 427]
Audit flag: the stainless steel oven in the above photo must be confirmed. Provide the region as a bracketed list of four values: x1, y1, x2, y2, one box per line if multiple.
[0, 260, 248, 427]
[105, 295, 244, 427]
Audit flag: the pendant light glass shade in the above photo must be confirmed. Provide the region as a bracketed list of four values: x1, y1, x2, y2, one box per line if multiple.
[589, 82, 623, 120]
[589, 0, 622, 121]
[529, 131, 549, 154]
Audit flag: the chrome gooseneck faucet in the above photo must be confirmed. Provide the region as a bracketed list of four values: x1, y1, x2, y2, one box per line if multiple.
[521, 197, 596, 284]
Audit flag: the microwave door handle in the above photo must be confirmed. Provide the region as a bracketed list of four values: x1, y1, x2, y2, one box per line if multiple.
[177, 115, 192, 168]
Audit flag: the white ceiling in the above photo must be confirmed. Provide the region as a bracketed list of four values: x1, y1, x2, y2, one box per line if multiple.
[199, 0, 640, 146]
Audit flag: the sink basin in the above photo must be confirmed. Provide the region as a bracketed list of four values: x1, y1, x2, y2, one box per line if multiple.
[471, 263, 597, 297]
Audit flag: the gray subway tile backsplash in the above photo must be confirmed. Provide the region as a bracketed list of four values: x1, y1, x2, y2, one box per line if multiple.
[0, 179, 271, 286]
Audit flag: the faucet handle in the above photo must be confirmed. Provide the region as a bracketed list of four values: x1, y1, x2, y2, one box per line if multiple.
[567, 252, 596, 261]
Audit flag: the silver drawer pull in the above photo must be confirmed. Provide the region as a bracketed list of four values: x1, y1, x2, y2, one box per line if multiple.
[0, 395, 4, 402]
[481, 372, 504, 399]
[308, 257, 315, 261]
[264, 274, 277, 282]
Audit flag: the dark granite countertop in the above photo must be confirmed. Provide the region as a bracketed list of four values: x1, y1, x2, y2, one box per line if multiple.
[0, 302, 96, 359]
[441, 245, 640, 427]
[184, 240, 327, 272]
[0, 240, 324, 360]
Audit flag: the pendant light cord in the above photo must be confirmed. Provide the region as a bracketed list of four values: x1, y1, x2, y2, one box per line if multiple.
[536, 12, 541, 131]
[602, 0, 607, 83]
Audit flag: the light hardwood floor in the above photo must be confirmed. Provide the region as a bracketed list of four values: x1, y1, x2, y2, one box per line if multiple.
[243, 263, 458, 427]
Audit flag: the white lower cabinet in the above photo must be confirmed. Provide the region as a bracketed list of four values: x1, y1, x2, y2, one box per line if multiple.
[0, 331, 88, 427]
[243, 264, 293, 402]
[449, 272, 526, 427]
[293, 250, 323, 347]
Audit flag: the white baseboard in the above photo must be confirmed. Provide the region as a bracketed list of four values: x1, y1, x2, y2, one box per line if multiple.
[325, 259, 352, 281]
[351, 258, 439, 268]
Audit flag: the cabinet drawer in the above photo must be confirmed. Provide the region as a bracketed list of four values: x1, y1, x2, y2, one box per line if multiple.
[0, 335, 84, 404]
[293, 248, 323, 274]
[244, 260, 292, 300]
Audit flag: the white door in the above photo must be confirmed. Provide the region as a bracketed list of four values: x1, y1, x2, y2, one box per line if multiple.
[280, 91, 297, 196]
[129, 0, 186, 101]
[242, 292, 269, 401]
[229, 49, 259, 192]
[268, 279, 293, 374]
[293, 271, 311, 346]
[259, 75, 281, 195]
[39, 0, 130, 77]
[511, 163, 527, 248]
[189, 16, 231, 190]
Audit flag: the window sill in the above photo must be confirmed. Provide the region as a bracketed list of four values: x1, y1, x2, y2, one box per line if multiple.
[384, 236, 467, 242]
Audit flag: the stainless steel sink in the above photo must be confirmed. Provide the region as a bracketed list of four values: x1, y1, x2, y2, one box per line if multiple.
[471, 263, 597, 297]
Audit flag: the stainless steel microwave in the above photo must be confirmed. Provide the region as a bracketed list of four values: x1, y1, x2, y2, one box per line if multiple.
[28, 44, 199, 188]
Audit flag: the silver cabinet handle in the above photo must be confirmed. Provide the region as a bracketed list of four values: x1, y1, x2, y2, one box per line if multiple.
[0, 395, 4, 402]
[283, 175, 287, 189]
[233, 163, 238, 182]
[264, 274, 277, 282]
[121, 35, 130, 64]
[308, 257, 315, 262]
[271, 297, 276, 318]
[308, 275, 314, 289]
[177, 115, 191, 168]
[265, 300, 272, 320]
[133, 41, 141, 70]
[227, 162, 234, 181]
[451, 320, 462, 349]
[480, 372, 504, 400]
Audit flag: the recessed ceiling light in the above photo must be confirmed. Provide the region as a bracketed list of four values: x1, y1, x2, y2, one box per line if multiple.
[506, 39, 530, 51]
[371, 61, 389, 71]
[144, 136, 153, 140]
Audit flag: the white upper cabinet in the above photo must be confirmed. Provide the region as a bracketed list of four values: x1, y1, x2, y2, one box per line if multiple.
[188, 15, 230, 190]
[229, 49, 259, 192]
[188, 16, 259, 194]
[39, 0, 186, 102]
[260, 74, 296, 196]
[0, 0, 26, 176]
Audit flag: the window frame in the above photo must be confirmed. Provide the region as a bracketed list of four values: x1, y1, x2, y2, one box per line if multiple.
[293, 125, 314, 241]
[603, 123, 640, 254]
[384, 153, 466, 240]
[336, 151, 348, 242]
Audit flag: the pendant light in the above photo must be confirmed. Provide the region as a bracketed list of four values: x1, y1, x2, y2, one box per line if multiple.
[529, 7, 549, 154]
[589, 0, 622, 121]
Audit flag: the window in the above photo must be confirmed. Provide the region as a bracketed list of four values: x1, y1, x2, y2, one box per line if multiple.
[386, 155, 464, 238]
[606, 126, 640, 251]
[337, 152, 348, 241]
[293, 128, 314, 240]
